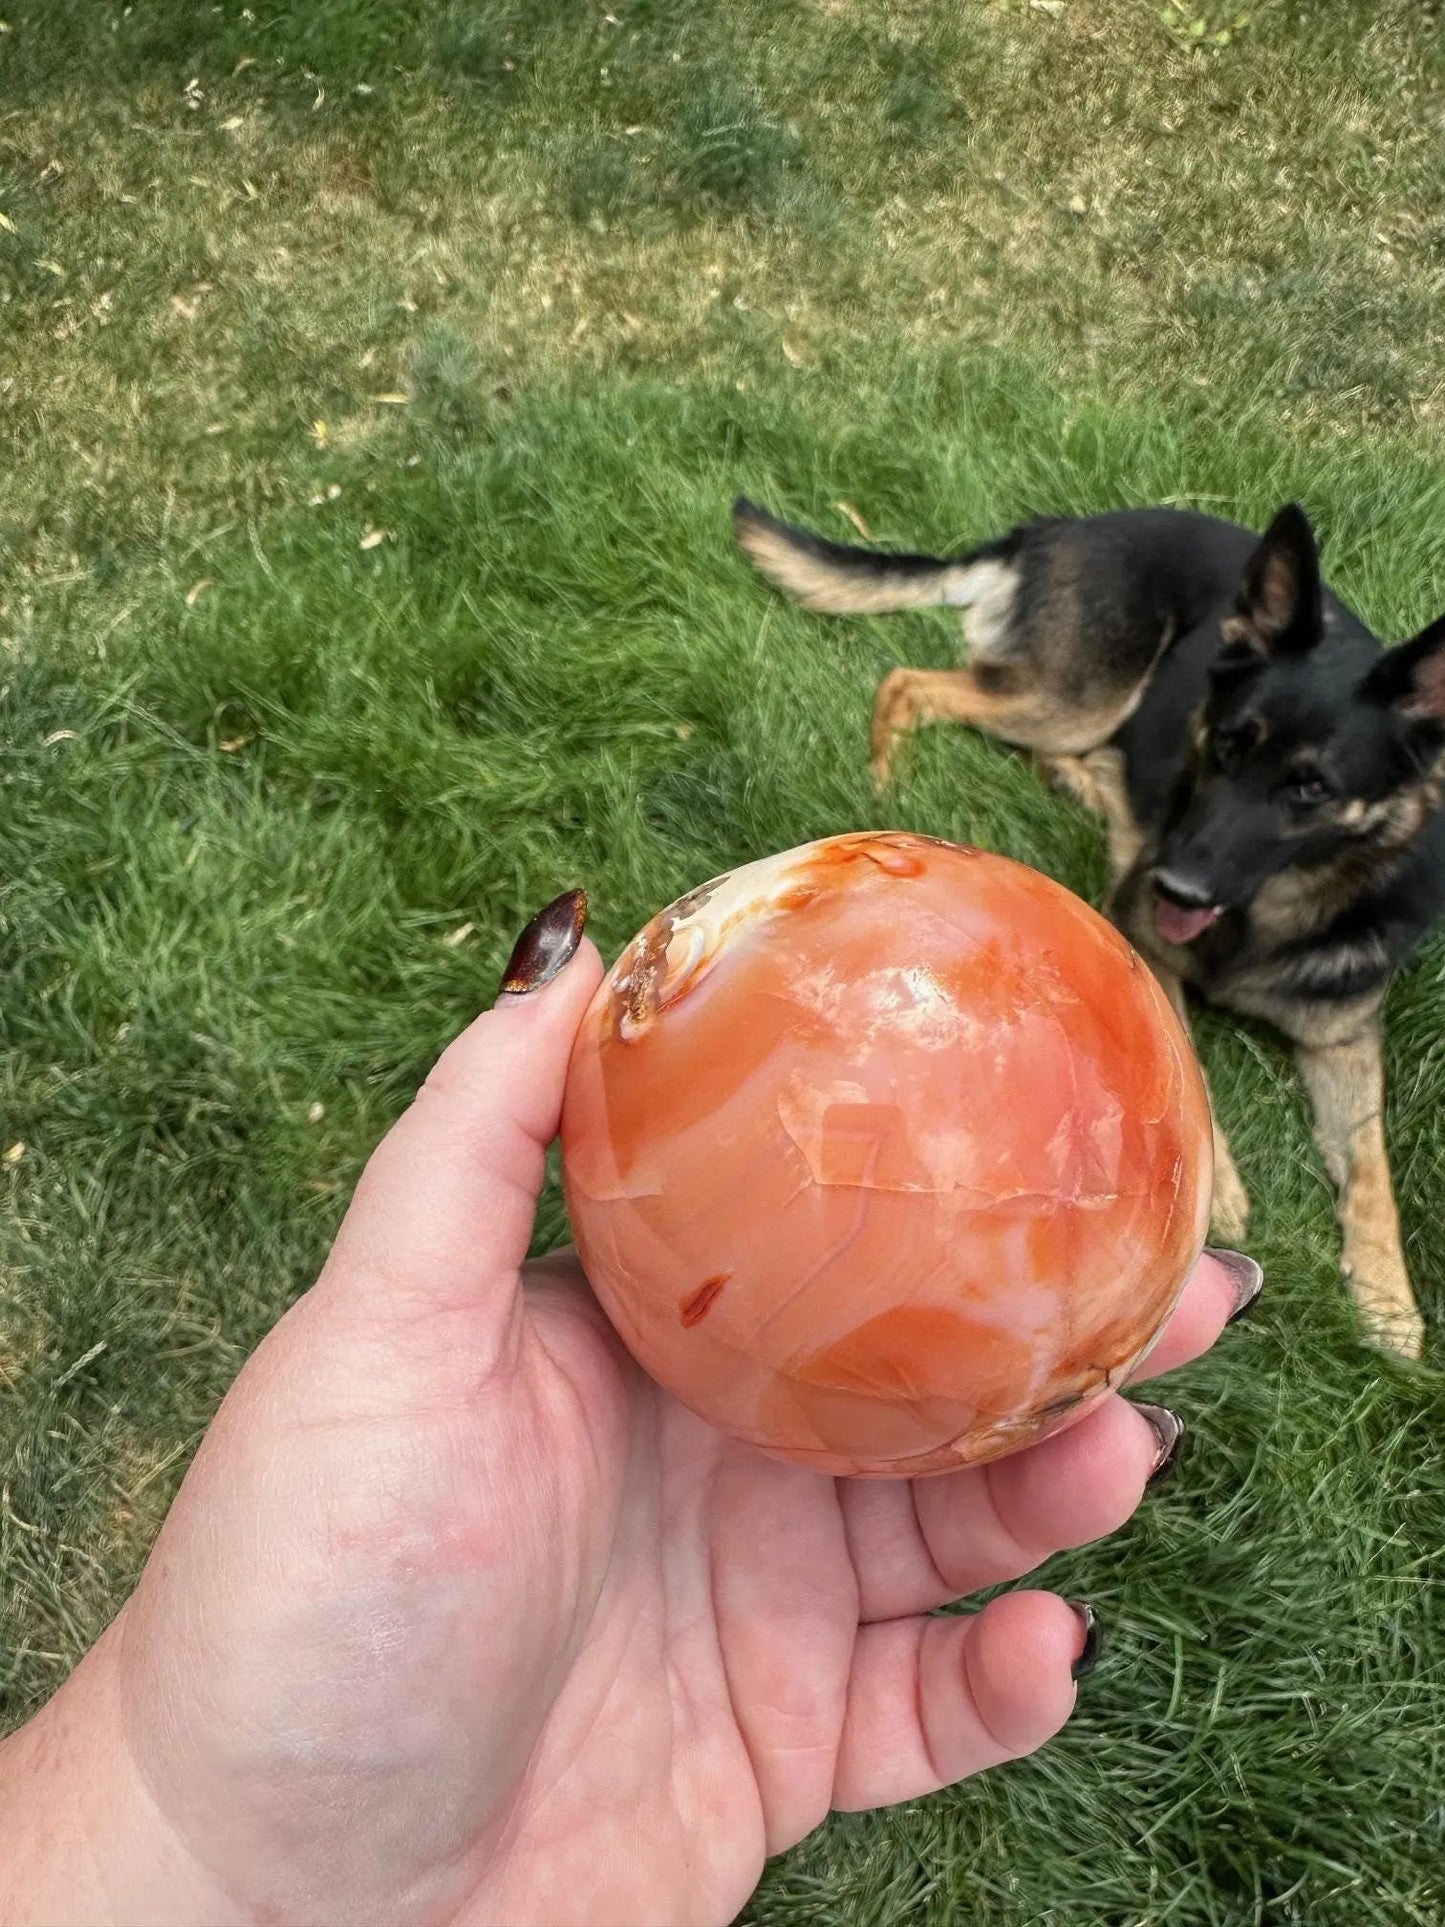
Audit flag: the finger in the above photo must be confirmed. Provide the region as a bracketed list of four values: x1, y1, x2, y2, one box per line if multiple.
[322, 895, 602, 1345]
[843, 1392, 1159, 1621]
[832, 1590, 1086, 1811]
[842, 1248, 1246, 1621]
[1132, 1247, 1258, 1378]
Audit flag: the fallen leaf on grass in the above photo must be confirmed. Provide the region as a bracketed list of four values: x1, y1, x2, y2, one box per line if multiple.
[444, 922, 475, 947]
[4, 1143, 23, 1164]
[359, 527, 390, 550]
[185, 578, 213, 606]
[834, 501, 873, 539]
[218, 735, 251, 752]
[307, 1102, 326, 1124]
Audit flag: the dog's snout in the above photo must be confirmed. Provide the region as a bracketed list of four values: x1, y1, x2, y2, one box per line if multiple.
[1152, 866, 1218, 911]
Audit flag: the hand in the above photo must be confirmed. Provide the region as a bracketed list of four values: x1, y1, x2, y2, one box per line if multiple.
[0, 894, 1255, 1927]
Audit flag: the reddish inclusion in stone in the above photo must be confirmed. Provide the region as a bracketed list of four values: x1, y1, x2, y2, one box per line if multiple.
[561, 832, 1213, 1478]
[679, 1274, 730, 1328]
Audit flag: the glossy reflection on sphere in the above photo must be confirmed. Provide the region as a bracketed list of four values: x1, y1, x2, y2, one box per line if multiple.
[561, 833, 1213, 1478]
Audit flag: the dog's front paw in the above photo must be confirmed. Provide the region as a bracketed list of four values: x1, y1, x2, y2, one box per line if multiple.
[1041, 754, 1105, 814]
[1209, 1144, 1251, 1247]
[1356, 1300, 1426, 1362]
[1343, 1239, 1427, 1360]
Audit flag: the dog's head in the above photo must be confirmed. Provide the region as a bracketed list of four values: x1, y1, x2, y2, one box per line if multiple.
[1153, 503, 1445, 946]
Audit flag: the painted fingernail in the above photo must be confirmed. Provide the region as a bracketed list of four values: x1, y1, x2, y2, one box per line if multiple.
[1068, 1601, 1104, 1681]
[1133, 1402, 1185, 1487]
[497, 890, 587, 998]
[1206, 1247, 1264, 1323]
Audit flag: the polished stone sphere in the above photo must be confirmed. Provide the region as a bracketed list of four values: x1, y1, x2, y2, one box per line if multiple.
[562, 833, 1212, 1477]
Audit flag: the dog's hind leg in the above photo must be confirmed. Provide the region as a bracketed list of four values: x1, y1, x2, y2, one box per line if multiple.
[870, 667, 1126, 790]
[870, 667, 1022, 789]
[1294, 1020, 1425, 1360]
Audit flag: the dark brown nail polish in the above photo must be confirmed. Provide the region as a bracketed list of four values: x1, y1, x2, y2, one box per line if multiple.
[1134, 1402, 1185, 1487]
[1068, 1601, 1104, 1681]
[1206, 1247, 1264, 1323]
[497, 890, 587, 999]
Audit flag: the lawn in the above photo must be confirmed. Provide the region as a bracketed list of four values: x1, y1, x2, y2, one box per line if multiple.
[3, 0, 1444, 1919]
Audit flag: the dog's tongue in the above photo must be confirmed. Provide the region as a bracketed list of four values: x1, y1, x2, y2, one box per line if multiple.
[1155, 899, 1223, 946]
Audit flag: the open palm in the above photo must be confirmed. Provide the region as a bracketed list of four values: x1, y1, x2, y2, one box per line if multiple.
[13, 930, 1241, 1927]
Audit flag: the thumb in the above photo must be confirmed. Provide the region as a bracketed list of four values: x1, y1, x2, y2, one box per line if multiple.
[320, 891, 604, 1346]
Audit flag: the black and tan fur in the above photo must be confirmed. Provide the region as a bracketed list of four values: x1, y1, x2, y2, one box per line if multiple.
[735, 496, 1445, 1359]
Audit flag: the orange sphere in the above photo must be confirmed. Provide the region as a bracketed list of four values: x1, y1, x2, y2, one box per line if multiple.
[561, 832, 1212, 1477]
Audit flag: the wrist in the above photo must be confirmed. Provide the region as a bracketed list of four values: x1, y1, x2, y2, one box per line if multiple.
[0, 1619, 245, 1927]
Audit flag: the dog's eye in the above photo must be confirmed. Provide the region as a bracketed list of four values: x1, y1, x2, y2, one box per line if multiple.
[1286, 773, 1331, 807]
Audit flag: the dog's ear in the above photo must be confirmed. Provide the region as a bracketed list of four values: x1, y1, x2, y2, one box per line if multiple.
[1222, 504, 1323, 657]
[1360, 612, 1445, 723]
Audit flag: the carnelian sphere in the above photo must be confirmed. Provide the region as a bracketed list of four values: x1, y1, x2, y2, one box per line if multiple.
[561, 832, 1213, 1478]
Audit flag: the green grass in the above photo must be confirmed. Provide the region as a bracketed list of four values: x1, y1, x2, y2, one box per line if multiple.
[3, 1, 1445, 1920]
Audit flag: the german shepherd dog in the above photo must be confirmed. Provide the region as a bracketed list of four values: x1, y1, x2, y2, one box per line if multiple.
[734, 496, 1445, 1358]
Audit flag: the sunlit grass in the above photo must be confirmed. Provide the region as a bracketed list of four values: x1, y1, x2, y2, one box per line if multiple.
[3, 2, 1444, 1921]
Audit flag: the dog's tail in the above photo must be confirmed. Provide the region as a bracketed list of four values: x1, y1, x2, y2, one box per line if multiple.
[733, 497, 990, 615]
